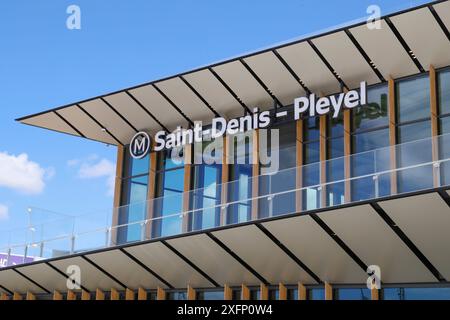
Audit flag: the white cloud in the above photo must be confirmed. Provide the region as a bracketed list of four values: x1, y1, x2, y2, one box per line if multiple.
[0, 152, 52, 194]
[72, 157, 116, 196]
[0, 204, 8, 221]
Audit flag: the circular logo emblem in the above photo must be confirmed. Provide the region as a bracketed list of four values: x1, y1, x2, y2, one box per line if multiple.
[130, 131, 150, 159]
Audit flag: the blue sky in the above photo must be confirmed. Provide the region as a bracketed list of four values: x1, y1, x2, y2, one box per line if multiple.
[0, 0, 431, 237]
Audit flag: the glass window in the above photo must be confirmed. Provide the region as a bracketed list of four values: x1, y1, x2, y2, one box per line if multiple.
[438, 69, 450, 116]
[439, 115, 450, 135]
[258, 122, 297, 218]
[304, 116, 320, 142]
[231, 289, 241, 300]
[383, 287, 450, 300]
[396, 74, 430, 123]
[287, 288, 298, 300]
[334, 288, 371, 300]
[328, 112, 344, 138]
[268, 289, 279, 300]
[118, 147, 151, 244]
[397, 120, 431, 144]
[352, 129, 390, 154]
[153, 150, 185, 238]
[326, 137, 344, 206]
[308, 288, 324, 300]
[227, 133, 252, 225]
[352, 84, 389, 132]
[303, 141, 320, 210]
[249, 289, 260, 300]
[197, 290, 224, 300]
[189, 163, 222, 231]
[167, 291, 187, 300]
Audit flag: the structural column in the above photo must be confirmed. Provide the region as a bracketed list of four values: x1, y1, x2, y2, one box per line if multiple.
[430, 65, 440, 187]
[324, 282, 333, 300]
[224, 285, 232, 300]
[298, 283, 307, 300]
[279, 283, 287, 300]
[138, 287, 147, 300]
[95, 289, 105, 300]
[241, 284, 250, 300]
[157, 287, 166, 300]
[260, 283, 268, 300]
[388, 77, 398, 194]
[187, 285, 196, 300]
[111, 145, 125, 245]
[371, 288, 379, 301]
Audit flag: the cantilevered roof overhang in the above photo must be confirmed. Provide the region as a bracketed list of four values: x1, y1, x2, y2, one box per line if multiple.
[2, 188, 450, 294]
[16, 0, 450, 146]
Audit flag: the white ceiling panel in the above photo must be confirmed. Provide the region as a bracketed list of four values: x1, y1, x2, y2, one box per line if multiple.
[312, 31, 380, 88]
[103, 92, 162, 134]
[129, 85, 188, 131]
[244, 51, 305, 106]
[58, 106, 118, 145]
[50, 256, 125, 291]
[391, 7, 450, 69]
[21, 112, 80, 137]
[124, 241, 213, 288]
[167, 233, 259, 286]
[183, 69, 244, 119]
[434, 1, 450, 34]
[213, 61, 273, 110]
[318, 204, 437, 283]
[263, 215, 367, 284]
[155, 77, 216, 123]
[212, 225, 317, 285]
[0, 269, 45, 294]
[17, 263, 68, 293]
[379, 193, 450, 280]
[79, 99, 133, 145]
[276, 42, 341, 95]
[350, 20, 419, 79]
[85, 249, 167, 290]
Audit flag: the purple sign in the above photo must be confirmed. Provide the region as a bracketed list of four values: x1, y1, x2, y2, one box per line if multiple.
[0, 253, 35, 268]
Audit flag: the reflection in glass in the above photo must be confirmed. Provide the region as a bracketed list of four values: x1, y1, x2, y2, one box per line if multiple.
[352, 84, 388, 132]
[383, 287, 450, 300]
[438, 69, 450, 115]
[396, 74, 430, 123]
[334, 288, 371, 300]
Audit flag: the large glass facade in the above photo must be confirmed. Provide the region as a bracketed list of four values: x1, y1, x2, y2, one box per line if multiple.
[351, 83, 390, 201]
[117, 147, 150, 244]
[396, 74, 433, 193]
[153, 148, 185, 238]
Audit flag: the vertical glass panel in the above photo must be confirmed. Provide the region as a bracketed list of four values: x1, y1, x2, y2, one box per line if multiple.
[268, 289, 279, 300]
[334, 288, 371, 300]
[439, 115, 450, 135]
[438, 69, 450, 115]
[167, 291, 187, 300]
[249, 289, 260, 300]
[304, 116, 320, 142]
[397, 120, 431, 144]
[232, 289, 241, 300]
[326, 137, 344, 206]
[396, 74, 430, 123]
[118, 175, 148, 243]
[328, 112, 344, 138]
[197, 290, 224, 300]
[153, 168, 184, 238]
[303, 142, 320, 211]
[227, 134, 252, 225]
[383, 287, 450, 300]
[287, 288, 298, 300]
[308, 288, 324, 300]
[123, 146, 150, 177]
[352, 84, 389, 132]
[159, 148, 185, 171]
[190, 164, 222, 231]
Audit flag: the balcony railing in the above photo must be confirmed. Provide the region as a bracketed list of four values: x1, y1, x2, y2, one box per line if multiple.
[2, 132, 450, 267]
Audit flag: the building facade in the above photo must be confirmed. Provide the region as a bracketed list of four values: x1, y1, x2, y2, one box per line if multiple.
[2, 0, 450, 301]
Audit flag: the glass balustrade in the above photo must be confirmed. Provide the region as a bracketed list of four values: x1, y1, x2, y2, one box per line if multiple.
[1, 133, 450, 267]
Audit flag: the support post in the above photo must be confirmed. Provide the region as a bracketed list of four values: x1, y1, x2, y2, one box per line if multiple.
[110, 288, 120, 300]
[95, 289, 105, 300]
[241, 284, 250, 300]
[260, 283, 268, 300]
[125, 288, 135, 300]
[138, 287, 147, 300]
[325, 282, 333, 300]
[224, 284, 232, 300]
[187, 285, 196, 300]
[157, 287, 166, 300]
[279, 283, 287, 300]
[298, 283, 307, 300]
